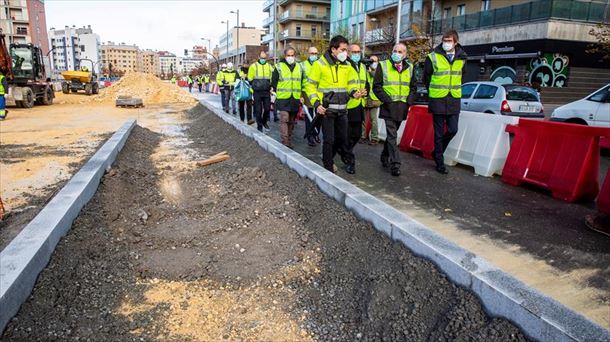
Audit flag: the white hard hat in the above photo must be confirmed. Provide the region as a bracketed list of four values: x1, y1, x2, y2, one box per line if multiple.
[227, 62, 234, 69]
[221, 63, 227, 68]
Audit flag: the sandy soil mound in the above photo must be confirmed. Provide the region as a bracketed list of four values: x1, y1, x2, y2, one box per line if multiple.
[55, 72, 197, 105]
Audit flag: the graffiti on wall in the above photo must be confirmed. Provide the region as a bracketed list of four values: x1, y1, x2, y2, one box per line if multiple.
[488, 53, 570, 88]
[528, 53, 570, 88]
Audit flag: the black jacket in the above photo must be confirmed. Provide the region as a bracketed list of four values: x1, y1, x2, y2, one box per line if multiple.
[272, 59, 301, 112]
[423, 43, 468, 115]
[373, 59, 418, 121]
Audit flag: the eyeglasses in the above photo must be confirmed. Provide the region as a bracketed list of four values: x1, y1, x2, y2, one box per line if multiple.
[309, 52, 318, 55]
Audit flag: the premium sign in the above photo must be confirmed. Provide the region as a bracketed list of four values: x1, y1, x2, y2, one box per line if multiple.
[491, 46, 515, 53]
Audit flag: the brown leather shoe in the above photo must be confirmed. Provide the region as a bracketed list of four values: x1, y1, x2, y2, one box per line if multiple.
[584, 214, 610, 237]
[369, 140, 378, 145]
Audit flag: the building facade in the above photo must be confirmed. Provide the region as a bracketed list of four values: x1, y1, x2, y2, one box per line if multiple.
[0, 0, 49, 52]
[262, 0, 331, 60]
[159, 51, 184, 78]
[330, 0, 610, 104]
[48, 25, 101, 74]
[138, 49, 161, 76]
[100, 42, 139, 73]
[218, 25, 265, 65]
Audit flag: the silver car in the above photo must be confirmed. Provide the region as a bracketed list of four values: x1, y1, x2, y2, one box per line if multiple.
[461, 81, 544, 118]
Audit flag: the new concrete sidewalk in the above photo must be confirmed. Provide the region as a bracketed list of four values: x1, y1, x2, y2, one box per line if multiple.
[196, 91, 610, 332]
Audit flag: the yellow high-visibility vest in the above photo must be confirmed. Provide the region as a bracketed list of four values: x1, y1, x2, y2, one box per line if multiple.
[380, 59, 413, 102]
[427, 52, 464, 98]
[276, 62, 302, 100]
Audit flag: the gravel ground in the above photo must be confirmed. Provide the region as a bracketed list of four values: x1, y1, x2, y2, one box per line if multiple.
[1, 104, 528, 341]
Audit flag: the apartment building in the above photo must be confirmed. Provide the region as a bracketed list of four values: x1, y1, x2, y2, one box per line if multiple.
[48, 25, 100, 73]
[262, 0, 331, 60]
[218, 24, 265, 65]
[0, 0, 49, 53]
[331, 0, 610, 104]
[100, 42, 139, 73]
[139, 49, 161, 76]
[159, 51, 183, 78]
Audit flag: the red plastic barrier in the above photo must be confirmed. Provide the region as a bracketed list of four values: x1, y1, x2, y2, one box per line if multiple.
[399, 105, 435, 160]
[601, 137, 610, 150]
[502, 119, 610, 202]
[103, 81, 112, 87]
[598, 169, 610, 214]
[364, 113, 372, 139]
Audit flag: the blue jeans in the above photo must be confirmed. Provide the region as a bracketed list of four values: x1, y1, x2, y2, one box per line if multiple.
[0, 96, 6, 119]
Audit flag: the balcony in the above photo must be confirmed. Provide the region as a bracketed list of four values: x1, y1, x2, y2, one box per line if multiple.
[10, 15, 28, 23]
[263, 15, 274, 28]
[365, 0, 398, 15]
[279, 0, 330, 5]
[262, 33, 274, 44]
[364, 26, 395, 45]
[263, 0, 274, 12]
[278, 10, 330, 23]
[280, 29, 324, 40]
[432, 0, 609, 34]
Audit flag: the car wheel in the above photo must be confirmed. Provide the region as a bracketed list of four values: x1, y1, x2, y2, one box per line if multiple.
[565, 118, 587, 125]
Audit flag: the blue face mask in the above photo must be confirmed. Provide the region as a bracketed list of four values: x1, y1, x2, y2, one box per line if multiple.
[391, 52, 403, 63]
[350, 53, 361, 63]
[259, 59, 267, 64]
[308, 55, 318, 62]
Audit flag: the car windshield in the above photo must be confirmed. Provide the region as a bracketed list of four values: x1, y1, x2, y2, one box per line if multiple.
[503, 85, 539, 101]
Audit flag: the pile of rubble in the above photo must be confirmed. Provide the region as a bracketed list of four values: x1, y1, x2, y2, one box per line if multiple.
[93, 72, 197, 105]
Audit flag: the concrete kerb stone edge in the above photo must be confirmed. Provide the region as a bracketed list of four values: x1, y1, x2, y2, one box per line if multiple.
[200, 100, 610, 341]
[0, 119, 137, 333]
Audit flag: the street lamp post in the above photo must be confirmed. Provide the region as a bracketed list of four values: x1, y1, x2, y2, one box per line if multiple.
[221, 20, 229, 63]
[230, 10, 239, 64]
[396, 0, 403, 44]
[201, 37, 211, 56]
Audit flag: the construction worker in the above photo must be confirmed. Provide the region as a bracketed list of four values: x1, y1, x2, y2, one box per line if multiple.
[304, 35, 363, 173]
[301, 46, 321, 146]
[361, 55, 381, 145]
[217, 63, 227, 111]
[220, 62, 239, 114]
[423, 30, 467, 174]
[272, 47, 302, 148]
[373, 43, 417, 177]
[80, 66, 89, 72]
[187, 74, 194, 93]
[170, 75, 176, 85]
[248, 51, 273, 132]
[340, 43, 368, 174]
[0, 71, 7, 121]
[204, 74, 210, 92]
[197, 74, 204, 93]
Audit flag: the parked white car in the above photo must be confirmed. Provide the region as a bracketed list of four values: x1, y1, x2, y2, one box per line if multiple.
[550, 84, 610, 127]
[461, 81, 544, 118]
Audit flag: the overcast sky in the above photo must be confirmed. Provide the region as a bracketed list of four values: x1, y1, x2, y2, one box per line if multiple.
[45, 0, 266, 55]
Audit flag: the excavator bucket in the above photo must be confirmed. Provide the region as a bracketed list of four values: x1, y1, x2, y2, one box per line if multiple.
[0, 30, 14, 81]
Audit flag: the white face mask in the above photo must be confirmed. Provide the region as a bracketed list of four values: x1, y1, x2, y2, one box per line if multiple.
[285, 56, 295, 65]
[336, 51, 348, 62]
[442, 42, 455, 52]
[371, 62, 378, 70]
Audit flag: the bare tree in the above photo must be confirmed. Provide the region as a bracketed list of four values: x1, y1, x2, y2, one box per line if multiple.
[587, 23, 610, 60]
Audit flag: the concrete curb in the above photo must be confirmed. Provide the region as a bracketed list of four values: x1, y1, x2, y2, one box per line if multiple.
[0, 119, 137, 332]
[200, 99, 609, 342]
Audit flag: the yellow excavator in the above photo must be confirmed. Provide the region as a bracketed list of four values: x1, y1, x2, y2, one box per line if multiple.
[61, 59, 99, 95]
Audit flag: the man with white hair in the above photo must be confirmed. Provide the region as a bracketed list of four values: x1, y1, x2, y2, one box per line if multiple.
[373, 42, 417, 177]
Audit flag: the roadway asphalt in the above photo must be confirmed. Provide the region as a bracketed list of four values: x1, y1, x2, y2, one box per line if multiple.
[195, 91, 610, 327]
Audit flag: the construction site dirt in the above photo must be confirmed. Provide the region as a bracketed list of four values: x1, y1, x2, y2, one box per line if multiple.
[1, 104, 527, 341]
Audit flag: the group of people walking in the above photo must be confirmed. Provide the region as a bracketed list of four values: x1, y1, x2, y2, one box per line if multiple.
[215, 29, 467, 176]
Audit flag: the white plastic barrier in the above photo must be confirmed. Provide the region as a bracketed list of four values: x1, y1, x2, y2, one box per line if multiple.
[444, 111, 519, 177]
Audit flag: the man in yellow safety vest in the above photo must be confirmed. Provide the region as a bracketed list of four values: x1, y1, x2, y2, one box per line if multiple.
[373, 43, 417, 177]
[248, 51, 273, 132]
[423, 30, 468, 174]
[300, 46, 321, 146]
[0, 72, 7, 120]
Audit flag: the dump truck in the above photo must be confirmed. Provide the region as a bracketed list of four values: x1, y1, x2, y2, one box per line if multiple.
[0, 30, 54, 108]
[61, 59, 99, 95]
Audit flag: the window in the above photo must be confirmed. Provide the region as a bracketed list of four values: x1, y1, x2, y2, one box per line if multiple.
[481, 0, 491, 11]
[311, 5, 317, 15]
[443, 7, 451, 19]
[473, 84, 498, 99]
[503, 86, 539, 101]
[457, 4, 466, 16]
[461, 84, 477, 98]
[588, 85, 610, 102]
[296, 24, 301, 37]
[80, 45, 85, 52]
[311, 25, 317, 36]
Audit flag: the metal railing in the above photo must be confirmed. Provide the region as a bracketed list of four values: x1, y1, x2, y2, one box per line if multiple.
[432, 0, 610, 34]
[262, 33, 274, 43]
[279, 10, 330, 22]
[263, 16, 274, 26]
[263, 0, 274, 10]
[365, 0, 398, 12]
[280, 29, 318, 39]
